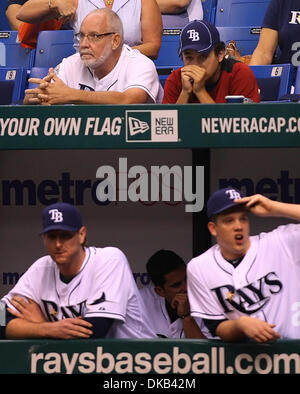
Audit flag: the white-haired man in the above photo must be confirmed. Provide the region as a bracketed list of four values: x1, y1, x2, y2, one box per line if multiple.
[25, 8, 163, 105]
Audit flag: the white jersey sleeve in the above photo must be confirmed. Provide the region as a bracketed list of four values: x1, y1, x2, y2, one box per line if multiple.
[2, 246, 156, 339]
[84, 247, 132, 322]
[187, 252, 227, 321]
[1, 257, 52, 310]
[140, 284, 213, 338]
[273, 223, 300, 265]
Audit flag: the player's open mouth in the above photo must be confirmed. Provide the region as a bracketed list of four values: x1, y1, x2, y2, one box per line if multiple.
[235, 234, 243, 241]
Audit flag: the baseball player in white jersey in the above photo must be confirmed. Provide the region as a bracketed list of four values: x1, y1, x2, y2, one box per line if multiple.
[187, 187, 300, 342]
[1, 202, 156, 339]
[140, 249, 207, 339]
[24, 8, 163, 105]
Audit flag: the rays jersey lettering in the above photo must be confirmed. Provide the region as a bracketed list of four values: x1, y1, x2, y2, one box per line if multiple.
[41, 292, 106, 321]
[211, 272, 283, 314]
[289, 11, 300, 24]
[78, 83, 95, 91]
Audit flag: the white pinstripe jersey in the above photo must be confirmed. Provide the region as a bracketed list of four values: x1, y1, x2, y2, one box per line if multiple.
[188, 224, 300, 339]
[139, 284, 210, 338]
[2, 246, 156, 338]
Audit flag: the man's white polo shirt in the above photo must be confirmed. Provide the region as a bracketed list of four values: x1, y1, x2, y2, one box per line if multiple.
[56, 44, 163, 103]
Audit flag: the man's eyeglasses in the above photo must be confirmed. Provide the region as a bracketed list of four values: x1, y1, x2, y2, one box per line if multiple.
[75, 32, 115, 43]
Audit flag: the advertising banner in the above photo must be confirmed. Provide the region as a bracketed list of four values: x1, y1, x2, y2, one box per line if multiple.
[0, 338, 300, 375]
[1, 103, 300, 149]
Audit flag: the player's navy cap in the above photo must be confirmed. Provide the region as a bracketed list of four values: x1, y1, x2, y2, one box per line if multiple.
[41, 202, 83, 234]
[207, 187, 246, 218]
[178, 19, 220, 55]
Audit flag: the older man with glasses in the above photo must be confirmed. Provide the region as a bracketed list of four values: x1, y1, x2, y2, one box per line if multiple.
[24, 8, 163, 105]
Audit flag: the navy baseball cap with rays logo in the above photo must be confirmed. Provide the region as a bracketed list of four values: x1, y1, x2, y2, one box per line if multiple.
[207, 187, 246, 218]
[179, 19, 220, 56]
[41, 202, 83, 234]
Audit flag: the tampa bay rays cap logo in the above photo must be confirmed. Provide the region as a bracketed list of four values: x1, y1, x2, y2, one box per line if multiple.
[207, 187, 246, 218]
[40, 202, 83, 234]
[225, 189, 242, 201]
[187, 29, 200, 42]
[179, 19, 220, 55]
[49, 209, 63, 223]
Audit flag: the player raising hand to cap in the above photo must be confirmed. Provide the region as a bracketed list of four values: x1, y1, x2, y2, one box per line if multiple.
[187, 187, 300, 343]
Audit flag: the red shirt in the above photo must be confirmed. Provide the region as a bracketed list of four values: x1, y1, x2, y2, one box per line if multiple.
[162, 58, 260, 103]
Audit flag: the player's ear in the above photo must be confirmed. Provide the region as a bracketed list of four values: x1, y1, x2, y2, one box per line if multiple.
[41, 234, 47, 246]
[208, 221, 217, 237]
[78, 226, 87, 245]
[154, 286, 166, 298]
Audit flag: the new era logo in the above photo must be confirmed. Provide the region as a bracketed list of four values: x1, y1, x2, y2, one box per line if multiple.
[49, 209, 63, 223]
[128, 117, 149, 136]
[126, 110, 178, 143]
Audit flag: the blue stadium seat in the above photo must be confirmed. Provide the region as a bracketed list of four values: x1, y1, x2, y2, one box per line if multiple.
[154, 32, 183, 87]
[215, 0, 270, 27]
[217, 26, 261, 56]
[202, 0, 217, 24]
[0, 1, 11, 31]
[0, 80, 14, 104]
[27, 66, 49, 89]
[249, 64, 293, 101]
[154, 32, 182, 69]
[34, 30, 75, 68]
[0, 31, 35, 68]
[0, 67, 28, 103]
[293, 67, 300, 94]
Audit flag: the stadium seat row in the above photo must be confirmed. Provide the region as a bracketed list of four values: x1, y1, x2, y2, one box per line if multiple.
[202, 0, 270, 26]
[0, 0, 271, 31]
[0, 30, 76, 104]
[1, 0, 271, 31]
[0, 28, 297, 104]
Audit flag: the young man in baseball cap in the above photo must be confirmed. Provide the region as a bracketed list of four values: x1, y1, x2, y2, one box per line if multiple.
[1, 202, 156, 340]
[163, 20, 260, 103]
[187, 187, 300, 342]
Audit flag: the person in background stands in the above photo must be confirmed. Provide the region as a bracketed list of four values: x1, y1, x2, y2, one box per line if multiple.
[24, 9, 163, 105]
[15, 0, 162, 59]
[163, 19, 260, 104]
[6, 0, 71, 30]
[6, 0, 26, 30]
[250, 0, 300, 68]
